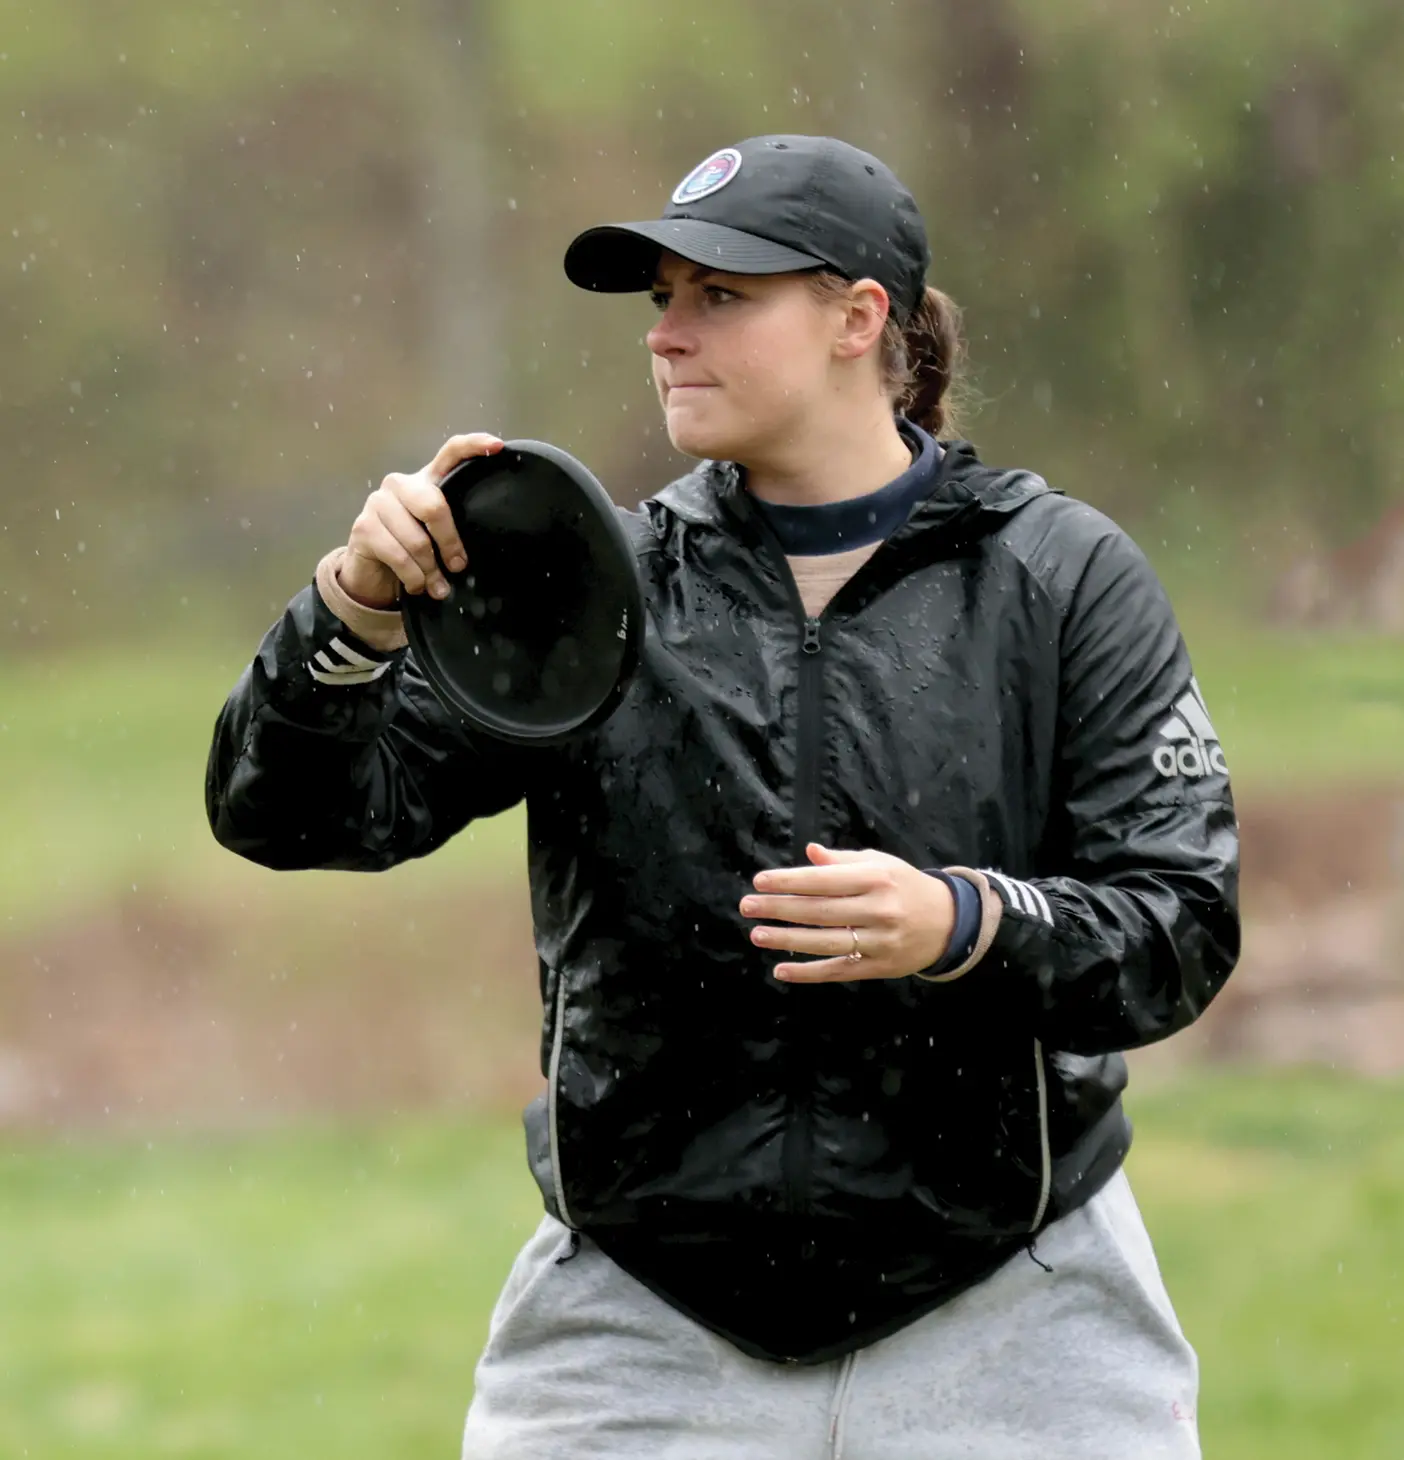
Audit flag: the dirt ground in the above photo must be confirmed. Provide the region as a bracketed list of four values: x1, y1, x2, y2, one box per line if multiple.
[3, 788, 1402, 1132]
[1136, 786, 1404, 1079]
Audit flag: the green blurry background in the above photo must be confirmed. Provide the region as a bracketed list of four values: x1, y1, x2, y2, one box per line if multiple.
[2, 0, 1403, 1455]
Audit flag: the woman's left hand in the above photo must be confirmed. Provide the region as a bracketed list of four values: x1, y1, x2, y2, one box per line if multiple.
[739, 842, 956, 982]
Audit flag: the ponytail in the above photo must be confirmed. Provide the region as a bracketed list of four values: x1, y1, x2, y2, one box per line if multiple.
[889, 286, 967, 438]
[805, 272, 972, 439]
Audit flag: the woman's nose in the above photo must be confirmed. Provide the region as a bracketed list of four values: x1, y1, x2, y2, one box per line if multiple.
[647, 305, 692, 357]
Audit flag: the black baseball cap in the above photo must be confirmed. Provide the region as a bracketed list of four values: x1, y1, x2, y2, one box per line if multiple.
[564, 135, 931, 325]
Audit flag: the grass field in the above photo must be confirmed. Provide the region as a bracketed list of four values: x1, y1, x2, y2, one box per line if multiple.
[3, 1070, 1403, 1459]
[3, 613, 1402, 1455]
[0, 634, 530, 940]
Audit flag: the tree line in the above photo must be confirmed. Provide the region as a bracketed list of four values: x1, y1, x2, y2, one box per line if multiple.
[3, 0, 1402, 643]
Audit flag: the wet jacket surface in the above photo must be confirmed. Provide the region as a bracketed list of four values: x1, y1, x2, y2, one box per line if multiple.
[206, 438, 1240, 1362]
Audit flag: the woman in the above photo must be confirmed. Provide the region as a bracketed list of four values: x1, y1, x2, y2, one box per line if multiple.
[207, 136, 1239, 1459]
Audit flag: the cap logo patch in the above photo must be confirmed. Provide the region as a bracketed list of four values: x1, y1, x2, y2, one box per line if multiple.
[671, 148, 743, 205]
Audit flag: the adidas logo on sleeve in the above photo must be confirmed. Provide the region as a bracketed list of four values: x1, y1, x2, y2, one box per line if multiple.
[1152, 678, 1228, 779]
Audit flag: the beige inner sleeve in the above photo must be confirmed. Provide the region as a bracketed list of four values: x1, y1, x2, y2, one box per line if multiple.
[314, 545, 408, 652]
[915, 869, 1005, 982]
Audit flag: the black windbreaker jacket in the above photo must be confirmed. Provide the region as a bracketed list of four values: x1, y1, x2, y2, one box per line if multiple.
[206, 438, 1240, 1362]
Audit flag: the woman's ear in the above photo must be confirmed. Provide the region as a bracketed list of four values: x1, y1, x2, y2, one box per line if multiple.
[831, 279, 891, 362]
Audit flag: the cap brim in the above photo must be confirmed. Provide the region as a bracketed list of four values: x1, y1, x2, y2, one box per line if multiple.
[564, 219, 829, 293]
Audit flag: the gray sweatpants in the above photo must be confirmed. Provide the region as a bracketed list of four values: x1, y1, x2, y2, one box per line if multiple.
[462, 1169, 1200, 1459]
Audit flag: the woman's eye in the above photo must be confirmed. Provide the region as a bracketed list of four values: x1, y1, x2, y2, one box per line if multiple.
[648, 291, 670, 313]
[704, 286, 739, 304]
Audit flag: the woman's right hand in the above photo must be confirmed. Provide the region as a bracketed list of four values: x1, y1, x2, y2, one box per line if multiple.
[337, 433, 505, 609]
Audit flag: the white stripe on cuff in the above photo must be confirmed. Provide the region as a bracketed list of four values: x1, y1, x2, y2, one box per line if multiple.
[983, 870, 1028, 913]
[978, 869, 1054, 926]
[308, 660, 391, 686]
[313, 640, 386, 673]
[309, 635, 392, 684]
[328, 635, 382, 671]
[1025, 884, 1053, 924]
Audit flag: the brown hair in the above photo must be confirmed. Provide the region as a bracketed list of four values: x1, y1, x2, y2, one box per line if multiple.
[807, 272, 971, 438]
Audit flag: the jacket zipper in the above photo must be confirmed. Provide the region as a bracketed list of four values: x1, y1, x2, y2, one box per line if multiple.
[547, 973, 577, 1229]
[747, 497, 889, 1217]
[782, 612, 825, 1214]
[792, 616, 824, 853]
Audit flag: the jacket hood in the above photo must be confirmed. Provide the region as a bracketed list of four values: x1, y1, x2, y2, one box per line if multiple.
[647, 439, 1057, 549]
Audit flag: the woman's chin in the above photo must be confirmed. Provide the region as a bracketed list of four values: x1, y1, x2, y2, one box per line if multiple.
[665, 401, 745, 461]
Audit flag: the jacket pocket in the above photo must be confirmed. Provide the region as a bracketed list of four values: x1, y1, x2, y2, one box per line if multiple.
[898, 1031, 1051, 1237]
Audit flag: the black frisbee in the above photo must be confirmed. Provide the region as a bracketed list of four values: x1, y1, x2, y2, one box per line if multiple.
[402, 439, 644, 746]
